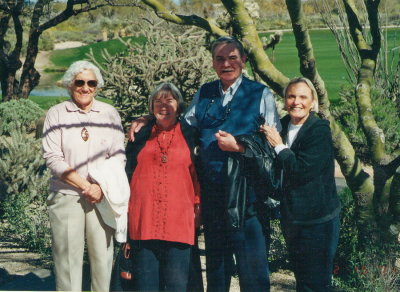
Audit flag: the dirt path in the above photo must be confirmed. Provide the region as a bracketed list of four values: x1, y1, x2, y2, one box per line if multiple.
[0, 226, 295, 291]
[34, 41, 85, 73]
[0, 228, 53, 290]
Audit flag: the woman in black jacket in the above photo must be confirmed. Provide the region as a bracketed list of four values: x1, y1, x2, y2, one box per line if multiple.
[261, 77, 341, 292]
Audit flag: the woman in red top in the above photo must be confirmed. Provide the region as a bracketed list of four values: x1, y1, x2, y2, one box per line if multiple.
[125, 83, 201, 291]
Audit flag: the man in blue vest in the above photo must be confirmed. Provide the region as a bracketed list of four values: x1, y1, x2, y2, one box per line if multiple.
[129, 36, 281, 291]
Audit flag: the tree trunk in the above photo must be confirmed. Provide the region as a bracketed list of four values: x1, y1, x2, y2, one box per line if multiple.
[18, 32, 41, 99]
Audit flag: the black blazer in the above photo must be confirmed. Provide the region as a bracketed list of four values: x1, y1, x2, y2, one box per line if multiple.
[277, 112, 341, 224]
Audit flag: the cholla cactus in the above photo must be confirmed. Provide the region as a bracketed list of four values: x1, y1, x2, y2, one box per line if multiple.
[0, 128, 50, 201]
[89, 19, 215, 129]
[0, 128, 51, 251]
[0, 99, 44, 136]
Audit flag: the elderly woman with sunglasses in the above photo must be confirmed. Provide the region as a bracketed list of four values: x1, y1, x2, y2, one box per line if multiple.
[42, 60, 127, 291]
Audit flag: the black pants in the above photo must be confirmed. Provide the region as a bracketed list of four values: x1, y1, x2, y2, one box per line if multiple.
[282, 216, 340, 292]
[202, 183, 270, 292]
[131, 240, 191, 292]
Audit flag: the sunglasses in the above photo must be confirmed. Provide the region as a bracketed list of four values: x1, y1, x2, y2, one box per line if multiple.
[74, 79, 98, 88]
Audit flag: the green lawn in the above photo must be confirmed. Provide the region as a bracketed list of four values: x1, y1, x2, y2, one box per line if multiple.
[44, 29, 399, 104]
[49, 36, 146, 69]
[262, 28, 400, 101]
[29, 96, 113, 110]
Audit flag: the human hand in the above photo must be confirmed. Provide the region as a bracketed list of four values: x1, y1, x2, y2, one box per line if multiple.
[259, 125, 283, 147]
[82, 183, 104, 204]
[214, 130, 244, 152]
[128, 116, 150, 141]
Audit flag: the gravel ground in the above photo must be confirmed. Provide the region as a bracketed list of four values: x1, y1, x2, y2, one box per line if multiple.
[0, 228, 295, 291]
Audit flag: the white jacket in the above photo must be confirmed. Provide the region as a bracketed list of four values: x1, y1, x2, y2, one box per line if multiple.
[89, 157, 130, 242]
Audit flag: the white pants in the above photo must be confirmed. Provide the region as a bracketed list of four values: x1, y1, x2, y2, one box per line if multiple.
[47, 192, 114, 291]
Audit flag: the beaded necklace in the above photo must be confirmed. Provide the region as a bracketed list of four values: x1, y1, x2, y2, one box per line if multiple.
[155, 123, 177, 163]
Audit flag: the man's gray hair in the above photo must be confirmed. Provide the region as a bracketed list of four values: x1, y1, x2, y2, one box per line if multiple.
[62, 60, 104, 94]
[211, 36, 246, 58]
[283, 77, 319, 113]
[148, 82, 184, 115]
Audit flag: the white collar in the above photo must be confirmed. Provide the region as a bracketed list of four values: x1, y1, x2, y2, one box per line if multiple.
[65, 99, 100, 113]
[219, 74, 243, 96]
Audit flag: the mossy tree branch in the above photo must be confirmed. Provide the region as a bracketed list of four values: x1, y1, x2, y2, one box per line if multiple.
[344, 0, 386, 165]
[141, 0, 227, 36]
[285, 0, 330, 116]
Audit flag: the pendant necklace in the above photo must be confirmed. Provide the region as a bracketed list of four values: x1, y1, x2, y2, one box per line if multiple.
[155, 124, 176, 163]
[75, 110, 92, 142]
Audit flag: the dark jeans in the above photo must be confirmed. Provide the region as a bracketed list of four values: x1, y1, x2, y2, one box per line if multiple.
[202, 185, 270, 292]
[282, 215, 340, 292]
[130, 240, 191, 292]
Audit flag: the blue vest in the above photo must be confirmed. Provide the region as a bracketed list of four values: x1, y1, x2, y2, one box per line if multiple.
[195, 77, 265, 183]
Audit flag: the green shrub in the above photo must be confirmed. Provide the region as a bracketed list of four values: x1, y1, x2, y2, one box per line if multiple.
[2, 192, 51, 254]
[269, 219, 290, 271]
[0, 99, 44, 136]
[332, 85, 400, 163]
[333, 188, 400, 291]
[89, 18, 215, 129]
[0, 129, 51, 254]
[39, 31, 55, 51]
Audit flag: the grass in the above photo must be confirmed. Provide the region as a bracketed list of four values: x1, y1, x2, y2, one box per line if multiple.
[264, 30, 345, 102]
[49, 36, 146, 69]
[43, 28, 400, 104]
[262, 28, 400, 102]
[29, 96, 113, 110]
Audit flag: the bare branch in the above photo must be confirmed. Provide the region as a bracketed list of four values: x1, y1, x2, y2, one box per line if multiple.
[366, 0, 381, 57]
[0, 1, 11, 12]
[0, 15, 10, 48]
[343, 0, 387, 164]
[384, 155, 400, 178]
[343, 0, 370, 54]
[285, 0, 331, 117]
[316, 0, 359, 84]
[10, 11, 23, 58]
[142, 0, 227, 36]
[38, 3, 108, 32]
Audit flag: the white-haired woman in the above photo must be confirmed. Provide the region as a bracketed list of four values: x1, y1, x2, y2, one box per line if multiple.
[125, 83, 201, 291]
[42, 60, 126, 291]
[261, 77, 341, 292]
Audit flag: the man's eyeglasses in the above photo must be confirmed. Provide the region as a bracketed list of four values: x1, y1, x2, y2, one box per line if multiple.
[199, 99, 232, 128]
[206, 99, 231, 121]
[74, 79, 98, 88]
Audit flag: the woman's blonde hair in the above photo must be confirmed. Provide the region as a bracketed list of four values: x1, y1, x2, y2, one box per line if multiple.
[283, 77, 319, 113]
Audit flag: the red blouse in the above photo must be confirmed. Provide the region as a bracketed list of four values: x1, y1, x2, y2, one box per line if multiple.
[128, 123, 200, 245]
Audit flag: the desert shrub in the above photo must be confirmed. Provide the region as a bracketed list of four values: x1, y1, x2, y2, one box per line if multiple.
[39, 31, 55, 51]
[0, 99, 44, 136]
[89, 18, 215, 129]
[269, 219, 290, 271]
[333, 188, 400, 291]
[0, 129, 51, 254]
[2, 192, 51, 254]
[332, 85, 400, 163]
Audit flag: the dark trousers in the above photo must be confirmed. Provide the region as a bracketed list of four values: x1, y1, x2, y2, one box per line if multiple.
[130, 240, 191, 292]
[282, 215, 340, 292]
[202, 185, 270, 292]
